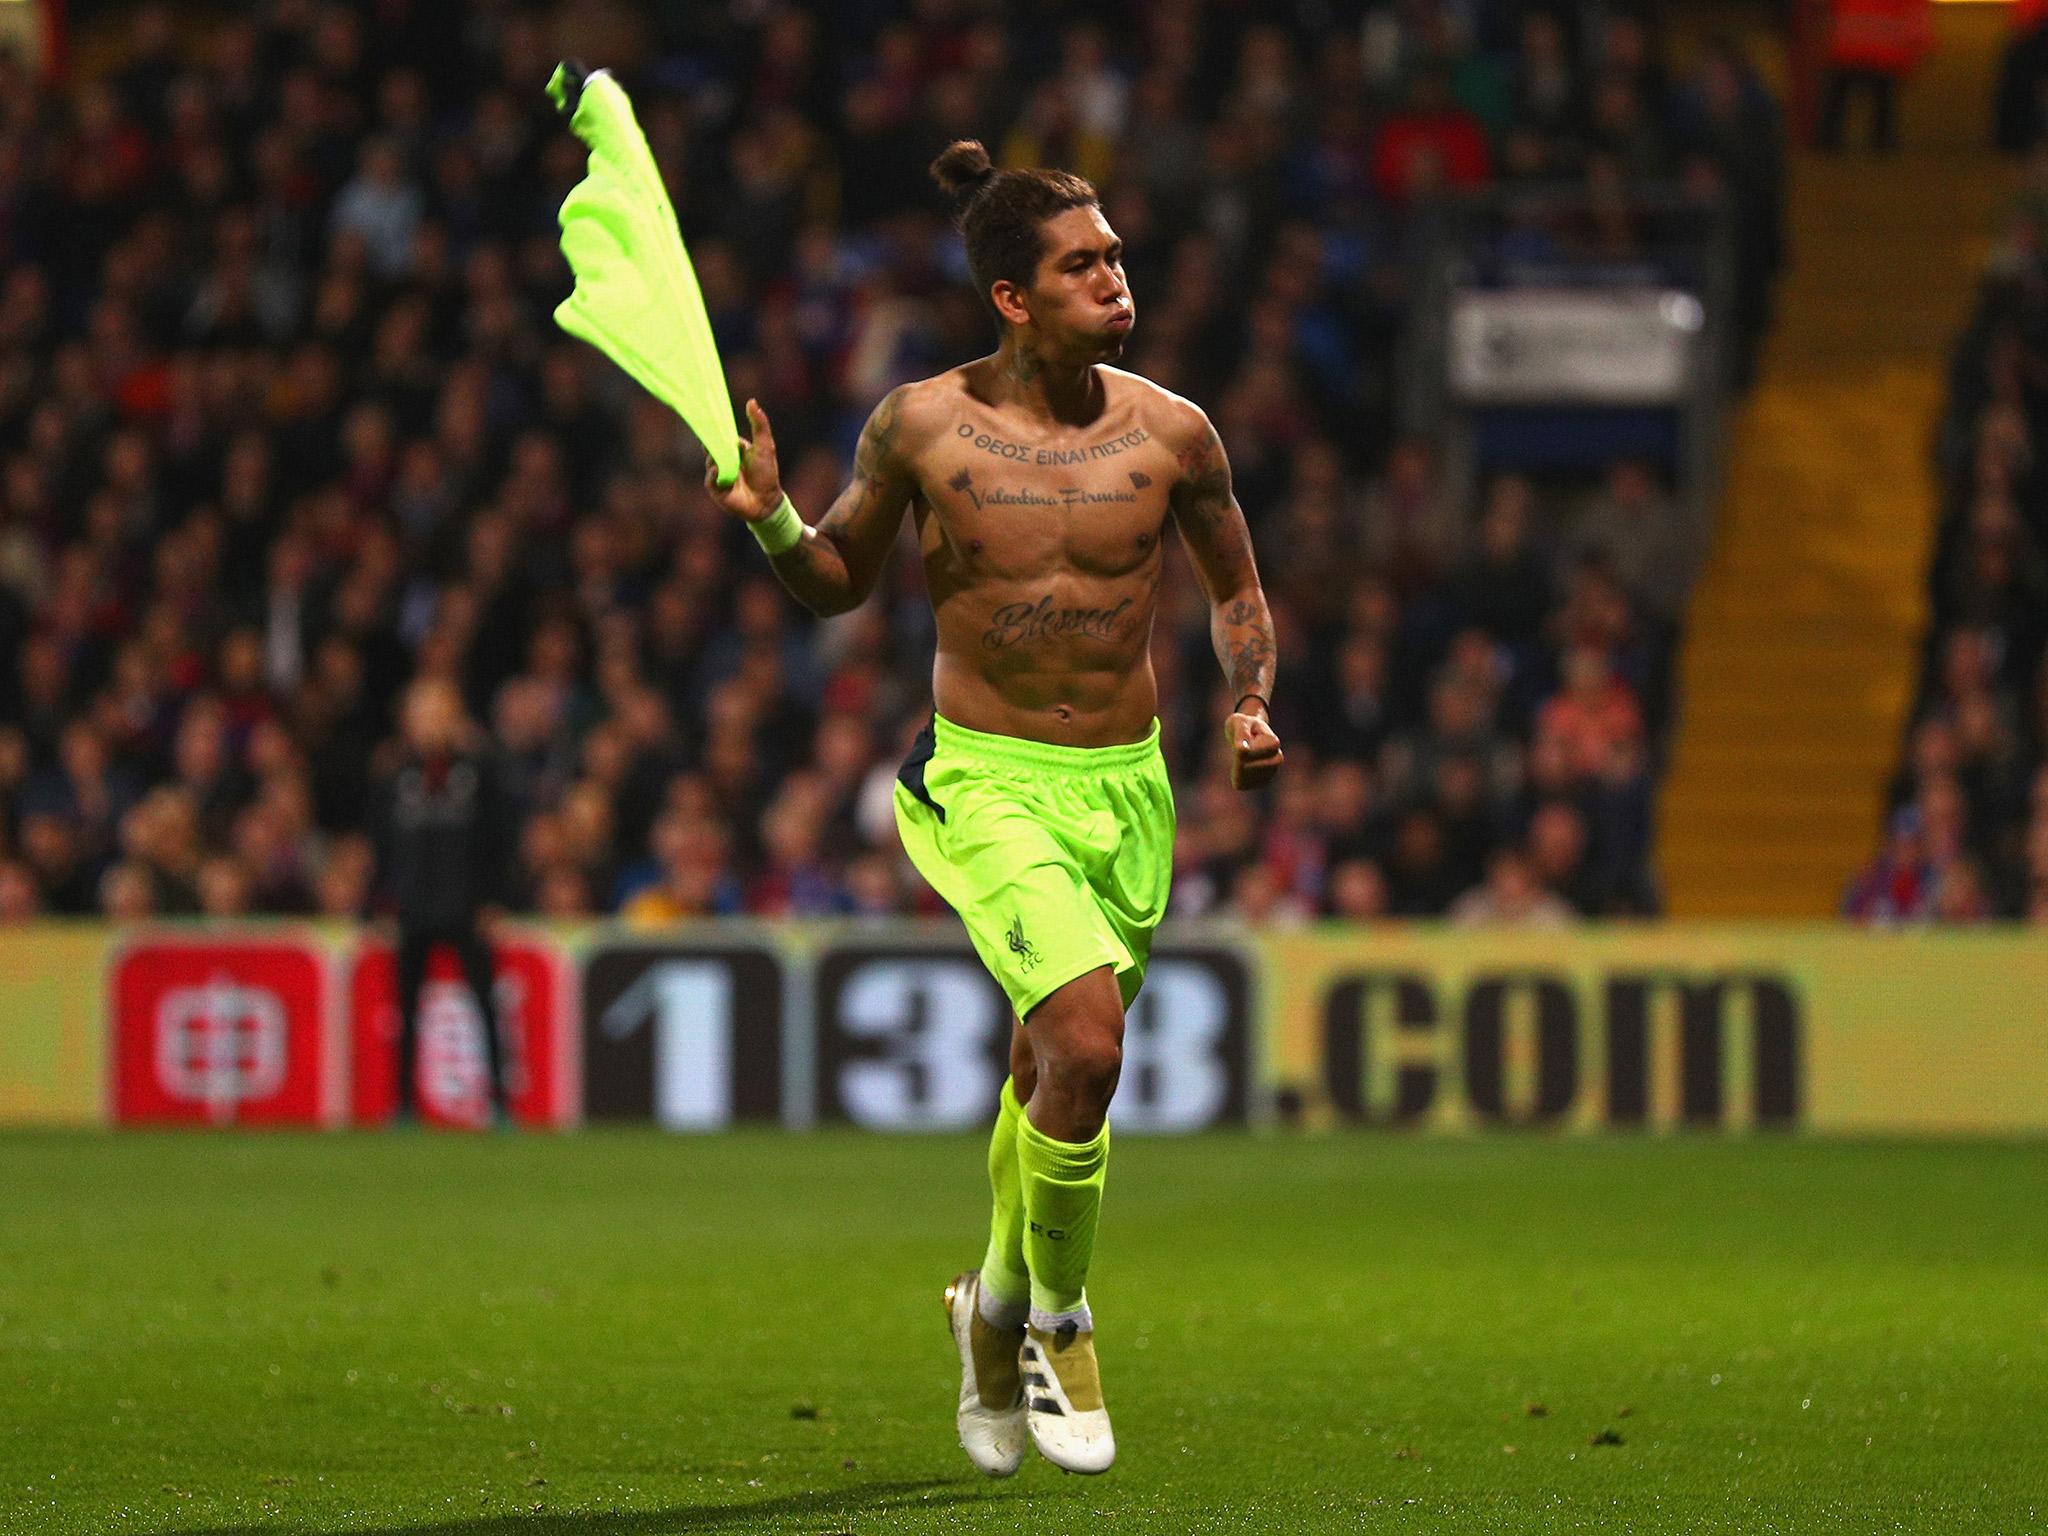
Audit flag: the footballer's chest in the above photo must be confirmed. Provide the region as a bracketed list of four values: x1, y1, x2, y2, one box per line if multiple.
[918, 422, 1173, 581]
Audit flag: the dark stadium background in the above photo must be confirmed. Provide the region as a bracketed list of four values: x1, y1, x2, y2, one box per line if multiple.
[0, 7, 2035, 941]
[0, 0, 1770, 930]
[2, 4, 2046, 1531]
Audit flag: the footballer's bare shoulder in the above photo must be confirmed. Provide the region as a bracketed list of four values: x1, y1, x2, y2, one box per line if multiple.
[1096, 366, 1205, 446]
[878, 371, 963, 463]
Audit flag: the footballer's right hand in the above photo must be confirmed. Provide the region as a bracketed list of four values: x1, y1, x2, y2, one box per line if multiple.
[705, 397, 783, 522]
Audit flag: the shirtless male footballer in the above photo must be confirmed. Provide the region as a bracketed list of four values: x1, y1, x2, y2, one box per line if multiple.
[706, 139, 1283, 1478]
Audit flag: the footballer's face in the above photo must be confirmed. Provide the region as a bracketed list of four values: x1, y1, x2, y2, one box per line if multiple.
[1009, 204, 1133, 361]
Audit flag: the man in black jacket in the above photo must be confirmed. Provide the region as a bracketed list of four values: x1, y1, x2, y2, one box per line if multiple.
[378, 677, 510, 1126]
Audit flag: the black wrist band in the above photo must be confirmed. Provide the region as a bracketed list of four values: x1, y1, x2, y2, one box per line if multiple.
[1235, 693, 1270, 717]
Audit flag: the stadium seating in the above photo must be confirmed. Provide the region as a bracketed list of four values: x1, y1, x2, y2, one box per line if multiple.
[0, 2, 1786, 926]
[1850, 136, 2048, 922]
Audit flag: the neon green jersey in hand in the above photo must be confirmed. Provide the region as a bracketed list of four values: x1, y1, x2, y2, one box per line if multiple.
[547, 62, 742, 486]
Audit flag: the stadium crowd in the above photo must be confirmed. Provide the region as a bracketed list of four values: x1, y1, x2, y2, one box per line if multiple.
[0, 0, 1784, 928]
[1847, 149, 2048, 924]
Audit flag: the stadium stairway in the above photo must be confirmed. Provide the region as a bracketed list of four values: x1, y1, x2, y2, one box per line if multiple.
[1658, 4, 2017, 917]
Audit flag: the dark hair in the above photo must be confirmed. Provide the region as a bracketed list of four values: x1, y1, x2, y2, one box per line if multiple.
[929, 139, 1099, 323]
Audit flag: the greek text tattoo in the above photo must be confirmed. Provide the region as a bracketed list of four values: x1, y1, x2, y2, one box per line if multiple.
[954, 423, 1151, 467]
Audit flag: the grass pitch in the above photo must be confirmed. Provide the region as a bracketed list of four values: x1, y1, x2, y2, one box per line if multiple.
[2, 1131, 2042, 1534]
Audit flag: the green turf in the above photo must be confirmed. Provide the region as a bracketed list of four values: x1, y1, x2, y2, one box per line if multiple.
[2, 1132, 2043, 1534]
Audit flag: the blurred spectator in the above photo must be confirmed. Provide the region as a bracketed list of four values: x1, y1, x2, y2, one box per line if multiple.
[197, 855, 252, 919]
[1861, 166, 2048, 921]
[1361, 438, 1462, 599]
[1527, 799, 1600, 914]
[1324, 857, 1391, 920]
[1537, 645, 1645, 781]
[1996, 8, 2048, 153]
[1844, 806, 1936, 922]
[1570, 461, 1691, 624]
[330, 138, 424, 280]
[374, 678, 509, 1123]
[1448, 847, 1575, 927]
[1450, 475, 1553, 652]
[1673, 37, 1785, 388]
[100, 860, 156, 923]
[1370, 67, 1491, 205]
[1818, 0, 1933, 155]
[621, 815, 743, 925]
[0, 859, 41, 923]
[1385, 805, 1462, 916]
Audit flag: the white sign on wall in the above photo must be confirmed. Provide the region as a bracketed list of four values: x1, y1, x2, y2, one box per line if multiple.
[1448, 288, 1704, 405]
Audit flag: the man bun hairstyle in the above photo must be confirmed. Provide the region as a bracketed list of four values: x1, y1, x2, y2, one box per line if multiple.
[929, 139, 1099, 323]
[929, 139, 998, 203]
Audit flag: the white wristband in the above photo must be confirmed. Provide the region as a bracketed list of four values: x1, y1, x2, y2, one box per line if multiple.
[749, 493, 804, 555]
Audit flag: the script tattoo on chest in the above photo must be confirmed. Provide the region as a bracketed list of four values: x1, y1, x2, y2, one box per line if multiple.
[982, 594, 1136, 650]
[954, 424, 1152, 466]
[946, 467, 1143, 512]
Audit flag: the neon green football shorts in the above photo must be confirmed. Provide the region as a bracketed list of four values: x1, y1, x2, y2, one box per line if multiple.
[893, 712, 1176, 1020]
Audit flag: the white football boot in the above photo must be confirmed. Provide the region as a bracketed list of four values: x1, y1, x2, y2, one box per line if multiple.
[1021, 1321, 1115, 1474]
[943, 1271, 1029, 1477]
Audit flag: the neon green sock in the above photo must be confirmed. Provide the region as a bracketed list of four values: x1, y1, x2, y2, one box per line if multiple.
[1017, 1103, 1110, 1321]
[980, 1078, 1030, 1311]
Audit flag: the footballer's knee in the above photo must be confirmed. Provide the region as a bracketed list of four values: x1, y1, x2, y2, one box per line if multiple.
[1023, 965, 1125, 1139]
[1043, 1030, 1122, 1122]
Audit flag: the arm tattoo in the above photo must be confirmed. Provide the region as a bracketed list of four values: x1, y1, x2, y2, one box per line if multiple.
[1226, 622, 1277, 705]
[1172, 418, 1278, 713]
[1173, 424, 1235, 534]
[765, 387, 909, 616]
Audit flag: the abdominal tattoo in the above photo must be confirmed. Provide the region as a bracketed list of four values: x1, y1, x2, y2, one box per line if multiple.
[982, 594, 1136, 649]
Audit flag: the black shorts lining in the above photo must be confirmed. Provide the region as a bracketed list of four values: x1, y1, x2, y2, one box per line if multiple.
[896, 717, 947, 822]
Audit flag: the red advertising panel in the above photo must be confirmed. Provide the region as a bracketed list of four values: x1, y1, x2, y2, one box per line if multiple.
[110, 936, 336, 1126]
[347, 934, 575, 1129]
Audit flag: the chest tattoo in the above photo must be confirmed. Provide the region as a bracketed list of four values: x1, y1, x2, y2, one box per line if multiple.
[946, 467, 1142, 512]
[954, 423, 1153, 466]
